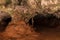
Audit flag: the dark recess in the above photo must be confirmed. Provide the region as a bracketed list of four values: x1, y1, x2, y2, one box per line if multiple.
[0, 12, 12, 32]
[18, 0, 22, 5]
[28, 13, 60, 32]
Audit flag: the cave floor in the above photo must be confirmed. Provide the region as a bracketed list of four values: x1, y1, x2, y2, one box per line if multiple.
[0, 21, 60, 40]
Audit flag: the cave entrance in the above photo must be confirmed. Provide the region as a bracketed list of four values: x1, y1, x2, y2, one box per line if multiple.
[28, 14, 60, 32]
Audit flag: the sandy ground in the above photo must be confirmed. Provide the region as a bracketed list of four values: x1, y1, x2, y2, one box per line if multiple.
[0, 21, 60, 40]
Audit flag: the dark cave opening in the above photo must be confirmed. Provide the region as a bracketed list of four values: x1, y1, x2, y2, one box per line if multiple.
[28, 14, 60, 32]
[0, 12, 12, 32]
[0, 16, 12, 32]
